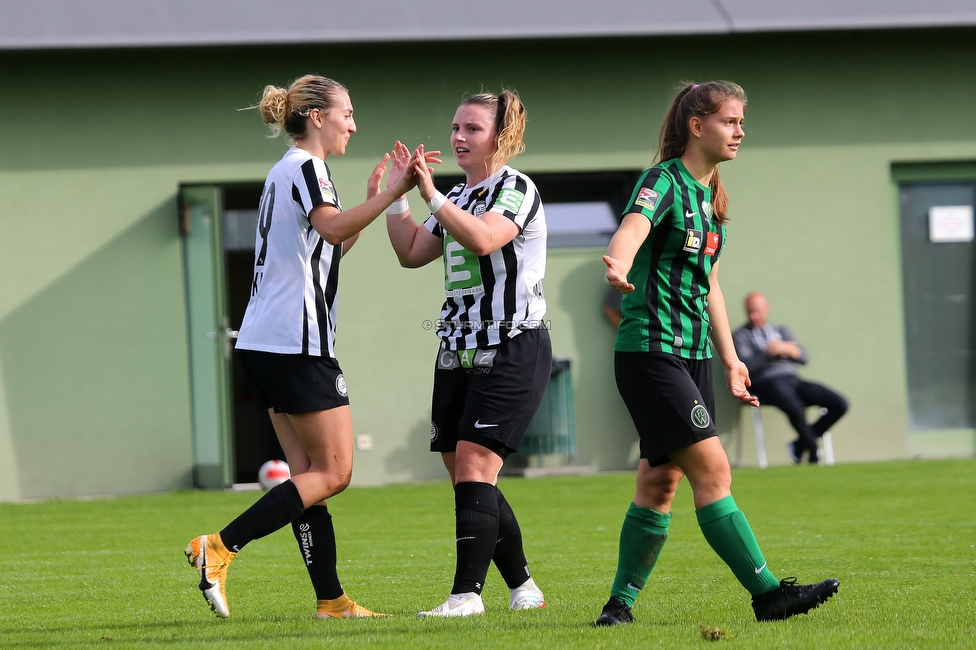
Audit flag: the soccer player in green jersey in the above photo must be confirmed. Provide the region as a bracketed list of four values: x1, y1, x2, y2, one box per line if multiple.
[595, 81, 840, 626]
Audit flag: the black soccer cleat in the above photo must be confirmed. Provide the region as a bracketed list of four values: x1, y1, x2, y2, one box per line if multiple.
[752, 577, 840, 622]
[595, 596, 634, 626]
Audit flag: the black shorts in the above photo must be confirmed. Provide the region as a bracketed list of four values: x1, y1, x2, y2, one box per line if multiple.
[236, 349, 350, 414]
[614, 351, 718, 467]
[430, 328, 552, 458]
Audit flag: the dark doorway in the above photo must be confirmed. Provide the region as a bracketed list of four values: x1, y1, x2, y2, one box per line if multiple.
[222, 184, 286, 484]
[898, 180, 976, 430]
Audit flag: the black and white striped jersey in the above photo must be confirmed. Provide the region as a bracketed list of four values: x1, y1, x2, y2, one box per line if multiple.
[236, 146, 343, 358]
[424, 165, 547, 350]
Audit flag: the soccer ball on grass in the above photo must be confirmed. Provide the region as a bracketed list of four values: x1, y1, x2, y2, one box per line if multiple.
[258, 459, 290, 490]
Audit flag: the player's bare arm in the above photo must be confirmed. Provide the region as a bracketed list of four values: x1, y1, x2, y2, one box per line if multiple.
[604, 212, 651, 293]
[413, 145, 518, 256]
[706, 261, 759, 407]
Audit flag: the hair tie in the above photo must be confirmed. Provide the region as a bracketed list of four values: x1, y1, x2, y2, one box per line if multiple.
[691, 84, 700, 89]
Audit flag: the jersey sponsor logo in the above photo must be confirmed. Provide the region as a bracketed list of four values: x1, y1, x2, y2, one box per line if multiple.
[446, 286, 483, 297]
[474, 349, 497, 367]
[444, 236, 484, 297]
[683, 229, 703, 253]
[318, 177, 336, 202]
[685, 209, 698, 219]
[703, 231, 720, 256]
[495, 188, 525, 213]
[673, 335, 684, 347]
[438, 350, 461, 369]
[636, 188, 660, 210]
[691, 404, 711, 429]
[701, 201, 713, 220]
[335, 374, 348, 397]
[447, 348, 498, 369]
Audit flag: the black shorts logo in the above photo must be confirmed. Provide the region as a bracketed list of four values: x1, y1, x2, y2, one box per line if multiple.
[430, 422, 438, 441]
[336, 374, 348, 397]
[690, 404, 710, 429]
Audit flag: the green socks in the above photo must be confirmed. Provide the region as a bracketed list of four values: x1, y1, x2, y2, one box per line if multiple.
[608, 496, 779, 606]
[696, 495, 779, 595]
[610, 503, 672, 607]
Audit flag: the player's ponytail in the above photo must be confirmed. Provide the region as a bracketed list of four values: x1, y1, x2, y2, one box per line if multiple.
[710, 167, 729, 223]
[461, 89, 527, 176]
[492, 90, 527, 174]
[656, 81, 746, 225]
[254, 74, 347, 139]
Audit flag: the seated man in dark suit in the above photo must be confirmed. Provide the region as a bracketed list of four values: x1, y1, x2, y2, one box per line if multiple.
[732, 292, 848, 464]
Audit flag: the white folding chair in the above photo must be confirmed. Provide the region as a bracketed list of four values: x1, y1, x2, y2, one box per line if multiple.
[752, 405, 835, 466]
[750, 406, 769, 468]
[815, 407, 836, 465]
[821, 432, 835, 465]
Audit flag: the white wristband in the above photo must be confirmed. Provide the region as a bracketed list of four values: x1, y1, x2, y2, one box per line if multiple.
[387, 197, 409, 215]
[426, 191, 447, 214]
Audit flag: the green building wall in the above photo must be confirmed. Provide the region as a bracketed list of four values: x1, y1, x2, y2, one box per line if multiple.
[2, 28, 974, 500]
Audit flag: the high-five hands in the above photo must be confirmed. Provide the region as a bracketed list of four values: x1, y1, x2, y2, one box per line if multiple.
[367, 142, 442, 200]
[412, 144, 442, 201]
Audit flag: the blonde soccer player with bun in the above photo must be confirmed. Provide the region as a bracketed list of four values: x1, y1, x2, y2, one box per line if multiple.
[185, 74, 431, 620]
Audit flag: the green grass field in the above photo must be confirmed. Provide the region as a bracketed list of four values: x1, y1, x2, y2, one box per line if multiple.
[1, 458, 974, 649]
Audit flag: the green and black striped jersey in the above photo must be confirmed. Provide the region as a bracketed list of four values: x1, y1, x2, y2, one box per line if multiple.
[615, 158, 726, 359]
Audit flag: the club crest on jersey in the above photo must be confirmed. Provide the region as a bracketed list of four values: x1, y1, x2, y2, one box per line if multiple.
[474, 201, 487, 217]
[683, 229, 704, 253]
[702, 201, 713, 220]
[691, 404, 711, 429]
[495, 188, 525, 213]
[703, 231, 720, 256]
[636, 188, 660, 210]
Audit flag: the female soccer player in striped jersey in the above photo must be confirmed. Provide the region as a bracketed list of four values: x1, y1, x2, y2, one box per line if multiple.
[185, 74, 426, 620]
[385, 91, 550, 617]
[596, 81, 840, 626]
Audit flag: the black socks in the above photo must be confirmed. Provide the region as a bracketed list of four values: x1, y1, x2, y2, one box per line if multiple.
[219, 479, 305, 553]
[493, 487, 531, 589]
[217, 481, 344, 601]
[292, 504, 343, 600]
[451, 481, 499, 595]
